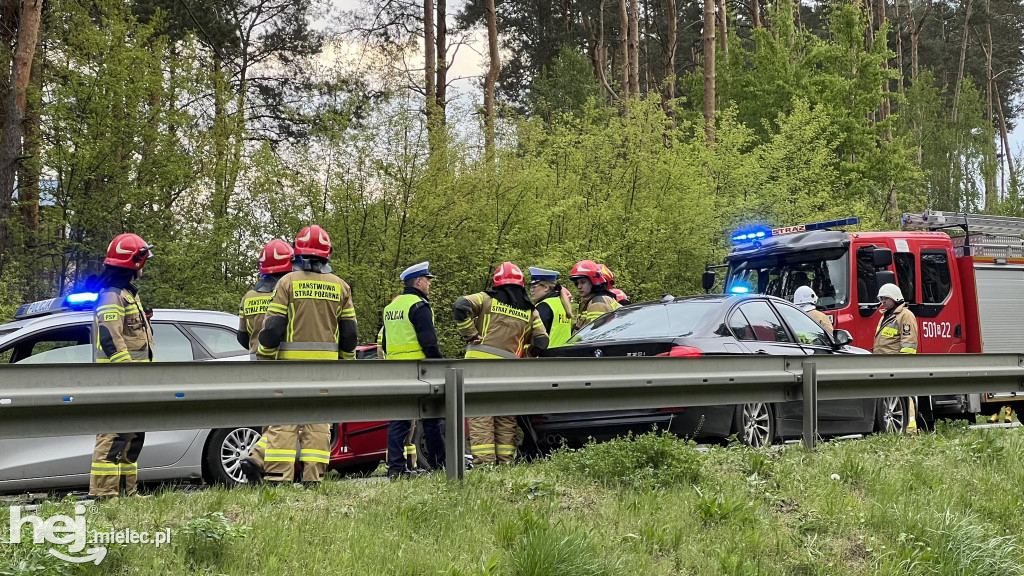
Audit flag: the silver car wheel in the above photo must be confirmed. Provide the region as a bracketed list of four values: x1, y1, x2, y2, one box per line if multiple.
[881, 397, 905, 433]
[221, 427, 261, 484]
[742, 403, 772, 448]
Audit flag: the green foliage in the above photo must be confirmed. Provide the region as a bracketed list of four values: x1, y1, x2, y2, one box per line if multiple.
[549, 430, 703, 490]
[177, 511, 251, 568]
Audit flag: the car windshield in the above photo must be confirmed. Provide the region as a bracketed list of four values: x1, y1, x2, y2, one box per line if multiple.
[726, 249, 850, 311]
[568, 301, 718, 343]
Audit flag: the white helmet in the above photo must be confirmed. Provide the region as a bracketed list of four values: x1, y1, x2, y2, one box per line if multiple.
[793, 285, 818, 308]
[877, 283, 904, 302]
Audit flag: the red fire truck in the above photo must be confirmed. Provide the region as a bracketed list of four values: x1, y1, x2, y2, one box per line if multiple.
[708, 211, 1024, 418]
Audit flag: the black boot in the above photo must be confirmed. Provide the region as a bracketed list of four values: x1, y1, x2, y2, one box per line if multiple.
[239, 458, 264, 485]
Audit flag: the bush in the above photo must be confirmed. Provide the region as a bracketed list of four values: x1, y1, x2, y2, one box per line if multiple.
[176, 511, 250, 568]
[550, 431, 703, 490]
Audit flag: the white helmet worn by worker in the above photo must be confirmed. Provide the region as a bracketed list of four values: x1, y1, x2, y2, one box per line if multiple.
[877, 283, 904, 303]
[793, 286, 818, 311]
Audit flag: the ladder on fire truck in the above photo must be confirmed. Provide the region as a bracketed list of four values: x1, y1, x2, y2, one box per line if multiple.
[902, 210, 1024, 257]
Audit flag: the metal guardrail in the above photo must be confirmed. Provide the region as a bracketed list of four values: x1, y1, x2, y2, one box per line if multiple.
[1, 354, 1023, 480]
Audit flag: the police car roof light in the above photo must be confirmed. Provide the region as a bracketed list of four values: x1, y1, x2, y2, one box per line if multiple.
[65, 292, 99, 305]
[729, 285, 751, 294]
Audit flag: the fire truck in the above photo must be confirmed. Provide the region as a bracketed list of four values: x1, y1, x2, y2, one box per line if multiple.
[705, 211, 1024, 418]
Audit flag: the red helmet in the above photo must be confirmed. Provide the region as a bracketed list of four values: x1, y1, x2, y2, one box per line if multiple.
[103, 233, 153, 270]
[294, 225, 331, 259]
[599, 264, 615, 287]
[259, 239, 294, 275]
[569, 259, 606, 286]
[561, 286, 574, 303]
[610, 288, 629, 303]
[493, 262, 525, 287]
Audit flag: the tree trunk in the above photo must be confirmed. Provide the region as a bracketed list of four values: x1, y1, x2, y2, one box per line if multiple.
[895, 0, 904, 96]
[628, 0, 640, 95]
[484, 0, 499, 160]
[717, 0, 727, 56]
[18, 33, 41, 239]
[985, 0, 996, 207]
[703, 0, 715, 143]
[435, 0, 447, 122]
[751, 0, 760, 28]
[794, 0, 801, 29]
[0, 0, 20, 133]
[663, 0, 677, 102]
[619, 0, 629, 97]
[0, 0, 43, 269]
[951, 0, 973, 123]
[424, 0, 436, 118]
[878, 0, 890, 123]
[996, 84, 1018, 197]
[864, 0, 874, 54]
[905, 0, 932, 83]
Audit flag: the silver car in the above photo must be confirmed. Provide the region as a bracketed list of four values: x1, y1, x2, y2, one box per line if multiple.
[0, 300, 262, 493]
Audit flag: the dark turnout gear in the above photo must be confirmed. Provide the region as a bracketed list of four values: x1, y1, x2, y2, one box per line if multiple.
[237, 276, 283, 354]
[94, 285, 154, 363]
[454, 279, 548, 465]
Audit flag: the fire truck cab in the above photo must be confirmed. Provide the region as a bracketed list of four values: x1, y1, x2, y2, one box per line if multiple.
[714, 212, 1024, 417]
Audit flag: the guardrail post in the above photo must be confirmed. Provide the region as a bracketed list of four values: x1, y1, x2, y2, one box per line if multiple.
[802, 361, 817, 450]
[444, 367, 466, 481]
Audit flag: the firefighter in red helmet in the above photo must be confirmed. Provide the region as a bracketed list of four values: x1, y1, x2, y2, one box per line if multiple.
[570, 259, 620, 331]
[453, 262, 549, 465]
[236, 238, 294, 484]
[252, 225, 358, 486]
[89, 233, 155, 499]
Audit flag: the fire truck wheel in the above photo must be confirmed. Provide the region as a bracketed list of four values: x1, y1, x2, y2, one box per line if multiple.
[876, 397, 908, 434]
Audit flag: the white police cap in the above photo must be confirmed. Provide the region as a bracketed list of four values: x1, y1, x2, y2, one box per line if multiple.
[528, 267, 560, 283]
[401, 261, 435, 281]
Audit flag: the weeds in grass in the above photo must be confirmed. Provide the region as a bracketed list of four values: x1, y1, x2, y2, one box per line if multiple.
[177, 511, 250, 568]
[549, 430, 702, 490]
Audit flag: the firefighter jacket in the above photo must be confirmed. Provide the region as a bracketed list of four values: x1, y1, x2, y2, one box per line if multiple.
[237, 276, 281, 355]
[380, 287, 443, 360]
[94, 285, 154, 363]
[537, 293, 573, 348]
[257, 268, 358, 360]
[575, 292, 620, 331]
[873, 303, 918, 355]
[806, 309, 834, 337]
[453, 291, 549, 358]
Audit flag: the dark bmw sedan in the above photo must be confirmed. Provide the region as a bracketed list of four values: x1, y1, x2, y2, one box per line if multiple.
[527, 294, 909, 449]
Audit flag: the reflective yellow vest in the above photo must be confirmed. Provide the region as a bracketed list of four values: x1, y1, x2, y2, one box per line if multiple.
[540, 295, 572, 348]
[383, 294, 431, 360]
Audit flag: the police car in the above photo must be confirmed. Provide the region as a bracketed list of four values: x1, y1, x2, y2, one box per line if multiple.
[0, 293, 269, 492]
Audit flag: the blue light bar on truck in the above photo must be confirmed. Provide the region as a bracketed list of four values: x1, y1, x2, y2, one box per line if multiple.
[731, 217, 860, 244]
[14, 292, 99, 320]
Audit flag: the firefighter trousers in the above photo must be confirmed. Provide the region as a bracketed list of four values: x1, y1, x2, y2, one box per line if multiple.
[468, 416, 517, 465]
[247, 427, 267, 469]
[89, 432, 145, 497]
[263, 423, 330, 484]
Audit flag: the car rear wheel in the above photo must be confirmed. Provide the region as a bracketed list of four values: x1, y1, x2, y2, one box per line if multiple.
[876, 397, 907, 434]
[735, 403, 774, 448]
[205, 427, 262, 486]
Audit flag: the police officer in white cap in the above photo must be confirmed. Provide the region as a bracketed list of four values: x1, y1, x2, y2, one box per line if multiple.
[381, 261, 446, 478]
[528, 267, 574, 348]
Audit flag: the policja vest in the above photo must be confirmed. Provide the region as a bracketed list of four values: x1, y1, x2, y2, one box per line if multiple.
[539, 295, 572, 348]
[382, 293, 433, 360]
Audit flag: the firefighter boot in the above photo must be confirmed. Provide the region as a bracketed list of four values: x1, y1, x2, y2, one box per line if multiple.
[906, 398, 918, 435]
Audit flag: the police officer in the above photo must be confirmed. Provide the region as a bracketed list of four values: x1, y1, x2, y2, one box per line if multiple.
[454, 262, 549, 465]
[873, 283, 919, 433]
[237, 239, 294, 485]
[528, 267, 573, 348]
[381, 262, 446, 478]
[570, 259, 620, 331]
[793, 286, 834, 337]
[255, 225, 358, 485]
[89, 233, 155, 499]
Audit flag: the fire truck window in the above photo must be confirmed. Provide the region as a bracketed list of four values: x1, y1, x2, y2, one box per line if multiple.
[921, 252, 952, 304]
[894, 253, 916, 304]
[856, 248, 877, 303]
[737, 301, 791, 343]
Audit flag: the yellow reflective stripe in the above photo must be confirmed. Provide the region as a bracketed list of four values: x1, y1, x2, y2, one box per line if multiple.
[403, 445, 417, 456]
[471, 444, 495, 454]
[465, 350, 504, 359]
[267, 303, 288, 314]
[90, 470, 120, 476]
[257, 344, 278, 356]
[456, 318, 474, 330]
[900, 348, 918, 354]
[265, 448, 296, 462]
[880, 327, 898, 338]
[471, 294, 483, 305]
[278, 350, 338, 360]
[339, 307, 356, 319]
[265, 449, 296, 455]
[256, 437, 268, 448]
[495, 444, 516, 455]
[340, 350, 355, 361]
[91, 462, 119, 469]
[300, 449, 330, 456]
[119, 463, 138, 472]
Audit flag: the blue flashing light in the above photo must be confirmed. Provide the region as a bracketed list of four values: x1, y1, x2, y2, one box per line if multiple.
[731, 217, 860, 244]
[729, 285, 751, 294]
[65, 292, 99, 305]
[730, 228, 771, 244]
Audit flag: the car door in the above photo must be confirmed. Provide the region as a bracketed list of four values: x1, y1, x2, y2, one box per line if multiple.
[0, 322, 201, 490]
[771, 301, 873, 431]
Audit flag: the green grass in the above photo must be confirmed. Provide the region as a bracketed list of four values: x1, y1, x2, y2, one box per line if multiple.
[5, 426, 1024, 575]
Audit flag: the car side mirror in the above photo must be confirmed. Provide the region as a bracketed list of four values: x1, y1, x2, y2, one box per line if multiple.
[875, 270, 896, 290]
[872, 248, 893, 268]
[702, 270, 716, 293]
[832, 329, 854, 348]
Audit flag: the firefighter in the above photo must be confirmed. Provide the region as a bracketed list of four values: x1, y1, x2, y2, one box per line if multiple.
[381, 262, 446, 478]
[254, 225, 358, 486]
[89, 233, 155, 499]
[793, 286, 834, 337]
[570, 259, 620, 331]
[527, 267, 573, 348]
[236, 239, 294, 485]
[610, 288, 631, 306]
[873, 283, 919, 434]
[453, 262, 549, 465]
